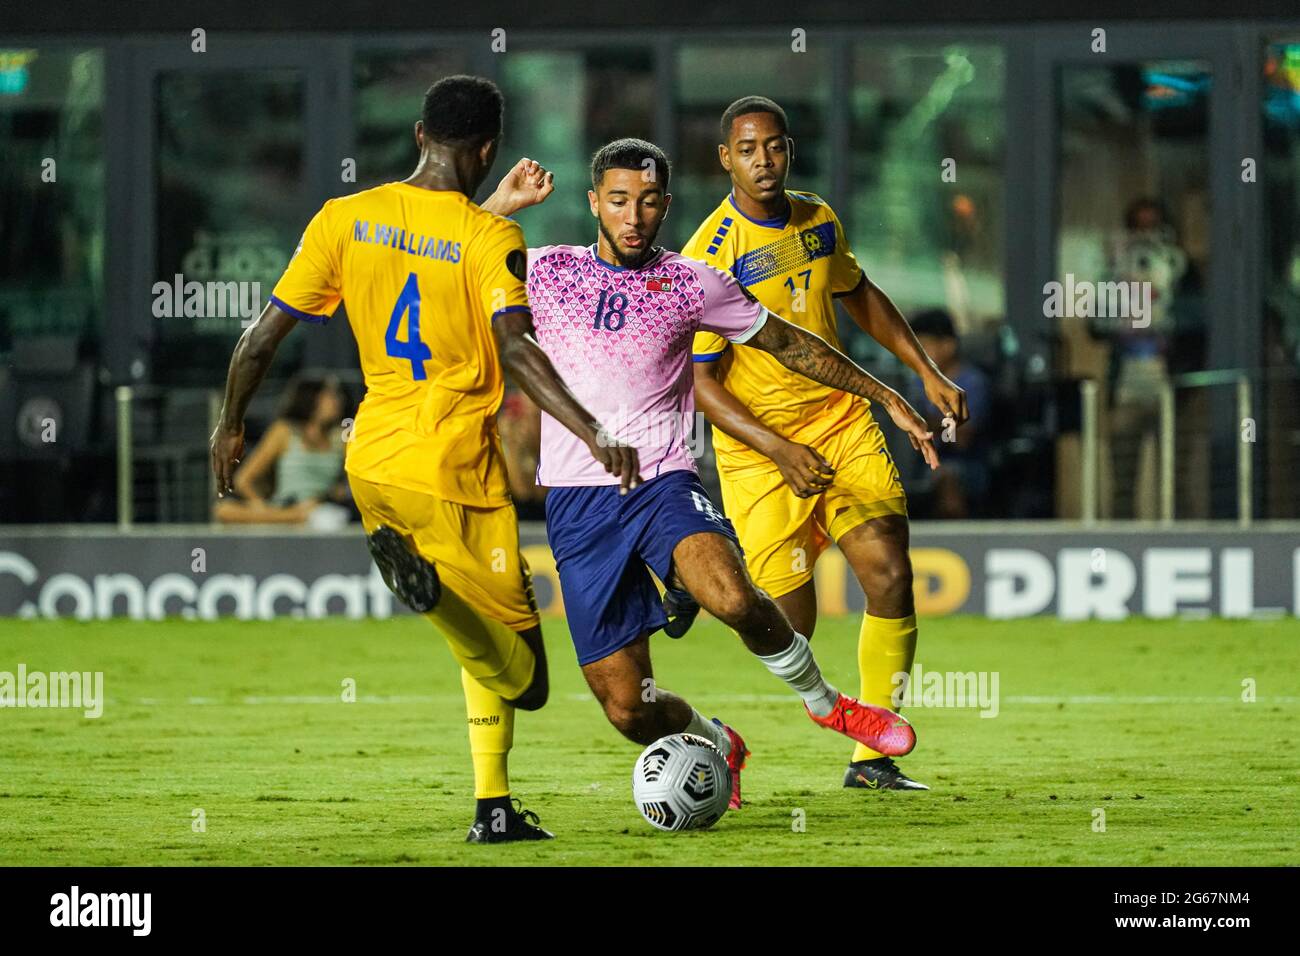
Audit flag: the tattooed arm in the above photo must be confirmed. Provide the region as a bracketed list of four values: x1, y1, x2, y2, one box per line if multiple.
[746, 313, 940, 470]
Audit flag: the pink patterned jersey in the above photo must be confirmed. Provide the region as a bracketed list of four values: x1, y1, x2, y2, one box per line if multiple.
[526, 244, 769, 487]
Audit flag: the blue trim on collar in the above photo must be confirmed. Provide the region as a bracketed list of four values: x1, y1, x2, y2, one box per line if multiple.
[588, 244, 665, 272]
[727, 191, 790, 229]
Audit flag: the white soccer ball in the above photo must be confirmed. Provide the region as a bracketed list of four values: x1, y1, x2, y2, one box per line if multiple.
[631, 733, 732, 832]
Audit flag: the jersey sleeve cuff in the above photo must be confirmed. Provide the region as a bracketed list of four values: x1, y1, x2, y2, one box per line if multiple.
[727, 306, 769, 345]
[491, 305, 532, 322]
[270, 295, 331, 325]
[692, 350, 726, 363]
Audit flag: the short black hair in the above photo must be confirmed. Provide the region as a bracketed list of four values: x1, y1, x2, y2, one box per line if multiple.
[909, 308, 957, 340]
[590, 137, 671, 190]
[720, 96, 789, 144]
[420, 74, 503, 148]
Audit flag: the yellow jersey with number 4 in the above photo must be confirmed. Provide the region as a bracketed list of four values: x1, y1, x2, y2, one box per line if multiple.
[271, 182, 529, 507]
[685, 190, 868, 475]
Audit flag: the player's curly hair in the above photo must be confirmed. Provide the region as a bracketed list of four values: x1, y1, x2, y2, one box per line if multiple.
[420, 74, 503, 147]
[719, 95, 789, 143]
[590, 138, 671, 190]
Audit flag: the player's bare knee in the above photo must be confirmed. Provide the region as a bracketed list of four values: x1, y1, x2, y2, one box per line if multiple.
[704, 578, 765, 630]
[888, 557, 915, 600]
[867, 559, 914, 614]
[604, 697, 657, 744]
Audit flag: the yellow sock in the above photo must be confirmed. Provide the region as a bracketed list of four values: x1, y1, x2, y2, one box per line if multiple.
[425, 586, 536, 701]
[851, 612, 918, 762]
[461, 667, 514, 798]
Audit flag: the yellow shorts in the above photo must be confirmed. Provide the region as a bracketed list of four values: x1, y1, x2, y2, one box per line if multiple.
[718, 411, 907, 599]
[348, 474, 540, 632]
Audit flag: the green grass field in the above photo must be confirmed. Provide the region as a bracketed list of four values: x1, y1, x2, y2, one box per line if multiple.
[0, 615, 1296, 866]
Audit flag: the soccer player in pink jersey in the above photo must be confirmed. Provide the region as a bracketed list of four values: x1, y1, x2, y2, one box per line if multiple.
[483, 140, 939, 808]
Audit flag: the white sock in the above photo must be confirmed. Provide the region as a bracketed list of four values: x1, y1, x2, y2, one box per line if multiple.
[757, 632, 839, 717]
[683, 708, 731, 756]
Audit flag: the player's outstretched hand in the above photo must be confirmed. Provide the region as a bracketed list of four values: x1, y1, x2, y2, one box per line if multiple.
[768, 439, 834, 498]
[883, 393, 940, 471]
[491, 157, 555, 216]
[209, 422, 245, 497]
[589, 428, 642, 495]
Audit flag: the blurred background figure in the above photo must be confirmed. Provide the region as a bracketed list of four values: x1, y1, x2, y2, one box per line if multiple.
[1089, 198, 1201, 519]
[213, 373, 354, 528]
[902, 308, 991, 518]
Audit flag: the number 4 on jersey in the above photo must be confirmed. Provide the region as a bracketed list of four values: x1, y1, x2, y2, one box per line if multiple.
[385, 272, 433, 380]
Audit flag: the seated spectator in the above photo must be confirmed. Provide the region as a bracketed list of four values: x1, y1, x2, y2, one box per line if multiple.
[902, 309, 991, 518]
[214, 374, 353, 528]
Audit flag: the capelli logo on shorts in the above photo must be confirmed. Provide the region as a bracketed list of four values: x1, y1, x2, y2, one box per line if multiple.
[467, 715, 501, 726]
[50, 886, 151, 936]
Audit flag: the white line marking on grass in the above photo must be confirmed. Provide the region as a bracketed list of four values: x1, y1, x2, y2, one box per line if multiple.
[113, 693, 1300, 706]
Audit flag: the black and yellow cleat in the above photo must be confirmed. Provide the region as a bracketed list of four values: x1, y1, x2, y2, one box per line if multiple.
[366, 526, 441, 613]
[465, 798, 555, 843]
[662, 585, 701, 639]
[843, 756, 930, 791]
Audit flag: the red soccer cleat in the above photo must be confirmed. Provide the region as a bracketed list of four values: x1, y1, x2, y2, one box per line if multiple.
[712, 718, 750, 810]
[805, 694, 916, 757]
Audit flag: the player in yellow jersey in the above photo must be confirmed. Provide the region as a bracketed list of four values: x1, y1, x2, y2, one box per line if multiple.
[686, 96, 968, 791]
[210, 76, 639, 842]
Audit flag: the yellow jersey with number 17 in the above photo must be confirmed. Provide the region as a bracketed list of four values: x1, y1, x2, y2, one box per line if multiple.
[685, 190, 869, 476]
[270, 182, 529, 507]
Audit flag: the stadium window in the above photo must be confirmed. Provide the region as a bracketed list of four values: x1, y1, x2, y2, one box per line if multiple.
[1053, 59, 1212, 521]
[154, 70, 307, 387]
[847, 43, 1006, 342]
[1261, 38, 1300, 518]
[353, 47, 474, 191]
[498, 47, 655, 248]
[673, 43, 831, 252]
[0, 48, 105, 368]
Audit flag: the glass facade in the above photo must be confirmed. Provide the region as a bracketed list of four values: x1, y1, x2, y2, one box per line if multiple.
[353, 48, 473, 189]
[674, 44, 830, 250]
[1054, 60, 1214, 520]
[0, 29, 1297, 522]
[153, 70, 306, 386]
[499, 48, 656, 248]
[0, 48, 105, 521]
[848, 43, 1005, 331]
[0, 48, 104, 358]
[1262, 38, 1300, 517]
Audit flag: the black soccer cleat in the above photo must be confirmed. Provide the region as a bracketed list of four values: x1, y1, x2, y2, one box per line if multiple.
[465, 799, 555, 843]
[661, 585, 701, 639]
[843, 756, 931, 791]
[366, 526, 441, 613]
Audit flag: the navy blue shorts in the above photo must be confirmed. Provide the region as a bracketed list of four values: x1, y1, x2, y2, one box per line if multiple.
[544, 470, 740, 666]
